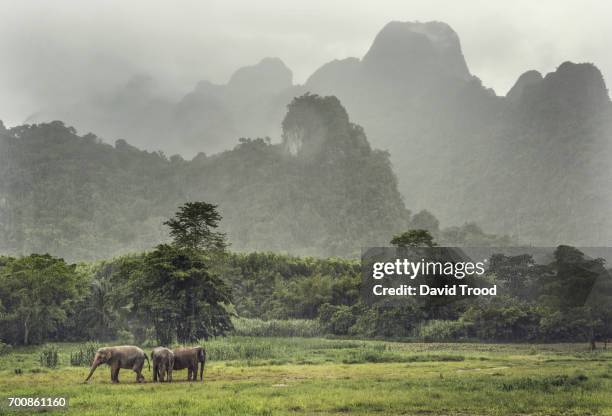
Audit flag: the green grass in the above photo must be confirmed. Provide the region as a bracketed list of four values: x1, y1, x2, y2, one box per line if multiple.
[1, 338, 612, 415]
[231, 317, 323, 338]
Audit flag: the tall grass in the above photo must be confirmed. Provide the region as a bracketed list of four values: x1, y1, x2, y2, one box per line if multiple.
[231, 317, 323, 337]
[70, 341, 100, 366]
[203, 336, 392, 364]
[39, 345, 59, 368]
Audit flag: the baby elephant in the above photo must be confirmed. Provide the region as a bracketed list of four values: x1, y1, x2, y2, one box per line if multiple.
[172, 346, 206, 381]
[84, 345, 150, 383]
[151, 347, 174, 382]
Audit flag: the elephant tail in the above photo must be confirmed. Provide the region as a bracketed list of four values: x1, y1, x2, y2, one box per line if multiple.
[144, 353, 151, 371]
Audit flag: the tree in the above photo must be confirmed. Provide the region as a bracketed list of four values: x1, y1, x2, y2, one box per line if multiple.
[164, 202, 227, 251]
[529, 246, 612, 346]
[131, 202, 234, 344]
[390, 229, 437, 248]
[409, 210, 439, 233]
[488, 253, 537, 298]
[132, 244, 233, 344]
[538, 246, 604, 310]
[80, 276, 120, 341]
[0, 254, 85, 345]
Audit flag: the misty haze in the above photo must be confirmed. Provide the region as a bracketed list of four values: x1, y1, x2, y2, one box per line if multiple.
[1, 1, 611, 260]
[3, 4, 612, 415]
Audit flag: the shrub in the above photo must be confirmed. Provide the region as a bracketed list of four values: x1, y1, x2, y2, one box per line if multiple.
[416, 320, 469, 342]
[116, 329, 136, 345]
[39, 345, 59, 368]
[319, 304, 356, 335]
[539, 309, 592, 342]
[0, 342, 12, 356]
[141, 338, 158, 348]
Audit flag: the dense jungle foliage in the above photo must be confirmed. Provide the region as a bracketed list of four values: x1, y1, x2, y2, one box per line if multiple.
[0, 95, 511, 261]
[1, 243, 611, 347]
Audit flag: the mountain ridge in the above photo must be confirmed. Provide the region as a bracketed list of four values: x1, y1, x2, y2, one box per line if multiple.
[13, 20, 612, 247]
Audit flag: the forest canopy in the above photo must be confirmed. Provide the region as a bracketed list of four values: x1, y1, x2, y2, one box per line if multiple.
[0, 94, 510, 261]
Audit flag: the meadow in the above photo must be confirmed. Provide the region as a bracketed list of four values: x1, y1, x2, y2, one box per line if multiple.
[0, 337, 611, 415]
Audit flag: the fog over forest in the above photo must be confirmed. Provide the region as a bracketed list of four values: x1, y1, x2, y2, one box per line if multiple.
[1, 1, 611, 259]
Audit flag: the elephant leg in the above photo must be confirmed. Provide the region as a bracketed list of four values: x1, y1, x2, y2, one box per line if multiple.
[133, 360, 145, 383]
[153, 362, 158, 382]
[111, 364, 120, 383]
[168, 368, 173, 383]
[159, 364, 166, 382]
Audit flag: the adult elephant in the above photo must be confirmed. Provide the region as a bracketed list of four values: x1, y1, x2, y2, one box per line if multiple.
[151, 347, 174, 382]
[172, 346, 206, 381]
[84, 346, 150, 383]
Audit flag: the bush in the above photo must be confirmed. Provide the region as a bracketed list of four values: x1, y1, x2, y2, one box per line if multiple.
[70, 341, 100, 366]
[0, 342, 12, 356]
[539, 309, 592, 342]
[416, 320, 470, 341]
[232, 318, 322, 337]
[116, 329, 136, 345]
[319, 304, 356, 335]
[39, 345, 59, 368]
[348, 304, 423, 338]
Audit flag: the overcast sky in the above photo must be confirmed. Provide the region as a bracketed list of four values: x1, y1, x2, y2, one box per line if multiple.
[1, 0, 610, 126]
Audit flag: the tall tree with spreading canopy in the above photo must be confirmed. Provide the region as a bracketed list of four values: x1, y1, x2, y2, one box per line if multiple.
[131, 202, 233, 344]
[0, 254, 85, 345]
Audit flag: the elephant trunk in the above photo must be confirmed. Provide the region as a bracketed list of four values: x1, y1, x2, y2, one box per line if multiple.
[144, 353, 150, 371]
[84, 361, 100, 382]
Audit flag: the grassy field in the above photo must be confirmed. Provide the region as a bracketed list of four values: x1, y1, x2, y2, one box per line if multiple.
[1, 337, 611, 415]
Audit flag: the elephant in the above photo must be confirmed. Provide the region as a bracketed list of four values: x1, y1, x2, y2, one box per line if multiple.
[84, 345, 150, 383]
[151, 347, 174, 382]
[172, 346, 206, 381]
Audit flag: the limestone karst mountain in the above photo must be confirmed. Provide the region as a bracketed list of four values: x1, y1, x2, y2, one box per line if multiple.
[0, 95, 411, 260]
[26, 58, 295, 156]
[304, 23, 612, 247]
[18, 20, 612, 247]
[173, 57, 295, 153]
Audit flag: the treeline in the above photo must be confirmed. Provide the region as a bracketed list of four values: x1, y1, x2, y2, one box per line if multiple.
[2, 244, 611, 347]
[222, 246, 612, 344]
